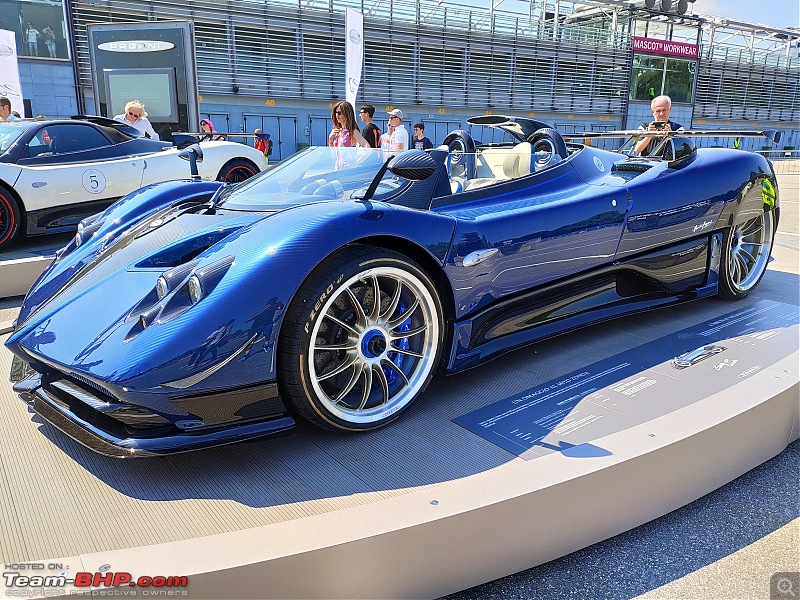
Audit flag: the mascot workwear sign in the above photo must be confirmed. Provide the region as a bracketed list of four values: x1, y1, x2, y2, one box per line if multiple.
[0, 29, 24, 116]
[345, 8, 363, 108]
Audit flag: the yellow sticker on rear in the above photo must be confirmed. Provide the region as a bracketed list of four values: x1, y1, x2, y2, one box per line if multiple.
[761, 179, 776, 208]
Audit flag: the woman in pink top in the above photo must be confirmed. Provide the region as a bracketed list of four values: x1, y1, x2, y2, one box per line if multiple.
[328, 101, 369, 148]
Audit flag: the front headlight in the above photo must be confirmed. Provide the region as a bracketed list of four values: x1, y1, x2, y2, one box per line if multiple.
[184, 255, 235, 306]
[187, 275, 203, 305]
[74, 215, 105, 248]
[156, 276, 170, 300]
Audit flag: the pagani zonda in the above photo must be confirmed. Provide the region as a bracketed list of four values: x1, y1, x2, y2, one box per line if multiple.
[0, 116, 267, 249]
[4, 116, 779, 456]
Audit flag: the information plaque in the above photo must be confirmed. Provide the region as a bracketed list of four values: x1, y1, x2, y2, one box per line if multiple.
[454, 300, 798, 459]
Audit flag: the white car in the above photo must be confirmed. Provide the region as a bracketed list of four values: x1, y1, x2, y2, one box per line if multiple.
[0, 116, 268, 250]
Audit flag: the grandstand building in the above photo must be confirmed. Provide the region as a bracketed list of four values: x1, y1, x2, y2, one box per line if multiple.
[6, 0, 799, 157]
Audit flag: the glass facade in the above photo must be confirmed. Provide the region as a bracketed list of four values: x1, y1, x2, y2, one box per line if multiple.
[0, 0, 69, 59]
[630, 54, 695, 104]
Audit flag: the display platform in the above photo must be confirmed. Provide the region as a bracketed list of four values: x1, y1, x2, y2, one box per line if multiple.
[0, 234, 68, 299]
[0, 245, 797, 599]
[455, 300, 797, 460]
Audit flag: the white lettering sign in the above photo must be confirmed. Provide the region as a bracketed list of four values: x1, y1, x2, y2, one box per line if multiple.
[98, 40, 175, 53]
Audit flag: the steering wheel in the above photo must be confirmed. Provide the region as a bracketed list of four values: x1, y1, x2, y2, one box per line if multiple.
[526, 127, 568, 160]
[442, 130, 477, 180]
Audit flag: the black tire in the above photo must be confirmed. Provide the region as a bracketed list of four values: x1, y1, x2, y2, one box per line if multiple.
[217, 159, 259, 184]
[278, 245, 444, 431]
[0, 183, 21, 250]
[527, 127, 568, 159]
[718, 208, 776, 299]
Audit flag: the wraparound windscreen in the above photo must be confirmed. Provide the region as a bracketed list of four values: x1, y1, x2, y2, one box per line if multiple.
[103, 68, 179, 122]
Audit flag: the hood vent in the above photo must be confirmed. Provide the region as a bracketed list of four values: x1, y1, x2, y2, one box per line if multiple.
[134, 226, 241, 270]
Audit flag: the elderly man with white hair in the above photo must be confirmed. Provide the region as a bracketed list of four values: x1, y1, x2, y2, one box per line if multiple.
[114, 100, 160, 141]
[634, 95, 683, 156]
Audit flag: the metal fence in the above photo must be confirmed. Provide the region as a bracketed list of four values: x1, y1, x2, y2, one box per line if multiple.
[758, 153, 800, 175]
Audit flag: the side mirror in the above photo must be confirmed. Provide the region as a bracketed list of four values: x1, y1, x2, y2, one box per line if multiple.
[173, 133, 200, 150]
[178, 144, 204, 180]
[387, 149, 438, 181]
[663, 136, 696, 167]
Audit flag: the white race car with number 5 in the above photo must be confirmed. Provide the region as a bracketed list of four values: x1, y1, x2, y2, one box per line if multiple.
[0, 115, 267, 250]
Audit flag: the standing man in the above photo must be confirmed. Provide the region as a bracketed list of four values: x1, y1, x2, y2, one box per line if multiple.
[411, 123, 433, 151]
[386, 108, 408, 152]
[25, 22, 39, 56]
[634, 95, 683, 156]
[254, 129, 273, 163]
[0, 97, 20, 121]
[359, 105, 381, 148]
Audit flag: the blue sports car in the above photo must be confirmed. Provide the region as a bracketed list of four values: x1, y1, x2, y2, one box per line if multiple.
[4, 116, 779, 456]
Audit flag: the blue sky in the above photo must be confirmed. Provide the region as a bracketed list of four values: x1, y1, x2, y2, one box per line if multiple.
[697, 0, 799, 29]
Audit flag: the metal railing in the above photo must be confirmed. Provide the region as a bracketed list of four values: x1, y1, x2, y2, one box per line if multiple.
[758, 152, 800, 175]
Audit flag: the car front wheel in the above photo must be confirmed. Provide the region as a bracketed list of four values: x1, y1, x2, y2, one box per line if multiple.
[278, 246, 444, 431]
[718, 208, 776, 299]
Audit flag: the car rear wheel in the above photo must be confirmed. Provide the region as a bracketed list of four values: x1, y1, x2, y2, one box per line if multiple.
[278, 246, 444, 431]
[0, 184, 21, 249]
[718, 208, 776, 299]
[217, 159, 258, 184]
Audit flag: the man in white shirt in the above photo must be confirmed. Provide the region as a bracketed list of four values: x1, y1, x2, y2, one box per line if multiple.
[386, 108, 408, 152]
[113, 100, 160, 141]
[25, 23, 40, 57]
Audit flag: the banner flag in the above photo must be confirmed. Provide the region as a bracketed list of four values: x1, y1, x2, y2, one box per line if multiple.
[0, 29, 24, 116]
[345, 8, 363, 108]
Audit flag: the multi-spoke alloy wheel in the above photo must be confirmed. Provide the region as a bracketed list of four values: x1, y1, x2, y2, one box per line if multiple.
[719, 208, 776, 299]
[279, 246, 443, 431]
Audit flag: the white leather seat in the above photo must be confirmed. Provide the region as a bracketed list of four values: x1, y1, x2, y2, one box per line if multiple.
[457, 143, 537, 192]
[461, 177, 499, 191]
[502, 142, 533, 178]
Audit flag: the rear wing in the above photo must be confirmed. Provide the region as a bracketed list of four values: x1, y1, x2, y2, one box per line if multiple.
[70, 114, 144, 139]
[564, 128, 781, 157]
[564, 129, 782, 144]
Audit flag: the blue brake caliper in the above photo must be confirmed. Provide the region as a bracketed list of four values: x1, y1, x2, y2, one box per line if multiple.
[384, 300, 410, 384]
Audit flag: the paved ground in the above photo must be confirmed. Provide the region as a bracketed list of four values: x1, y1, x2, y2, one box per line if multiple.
[445, 442, 798, 599]
[444, 169, 800, 599]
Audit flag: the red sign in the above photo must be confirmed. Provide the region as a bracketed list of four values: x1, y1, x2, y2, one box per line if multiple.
[632, 36, 699, 59]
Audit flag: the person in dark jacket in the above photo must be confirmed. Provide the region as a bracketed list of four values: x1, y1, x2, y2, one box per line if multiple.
[634, 95, 683, 156]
